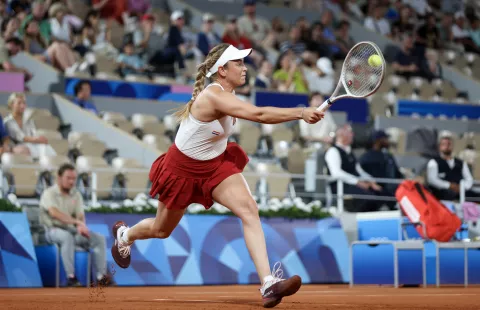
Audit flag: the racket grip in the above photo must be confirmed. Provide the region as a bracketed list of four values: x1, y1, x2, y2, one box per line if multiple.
[316, 98, 332, 112]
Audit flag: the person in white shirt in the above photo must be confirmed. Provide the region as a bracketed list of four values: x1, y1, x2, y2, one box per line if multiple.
[299, 92, 337, 148]
[426, 135, 480, 201]
[237, 0, 271, 48]
[324, 124, 383, 212]
[364, 5, 391, 37]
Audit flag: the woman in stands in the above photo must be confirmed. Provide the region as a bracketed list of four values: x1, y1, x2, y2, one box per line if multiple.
[111, 43, 324, 308]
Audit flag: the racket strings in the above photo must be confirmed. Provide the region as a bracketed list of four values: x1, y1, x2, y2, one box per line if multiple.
[342, 43, 384, 97]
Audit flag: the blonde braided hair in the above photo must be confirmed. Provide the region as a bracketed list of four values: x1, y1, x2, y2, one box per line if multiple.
[173, 43, 230, 122]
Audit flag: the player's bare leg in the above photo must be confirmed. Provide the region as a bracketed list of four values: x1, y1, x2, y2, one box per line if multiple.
[212, 173, 302, 308]
[111, 202, 185, 268]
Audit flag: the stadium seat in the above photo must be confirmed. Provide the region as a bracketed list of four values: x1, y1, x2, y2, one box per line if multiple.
[76, 156, 115, 200]
[238, 120, 261, 154]
[0, 105, 9, 117]
[142, 134, 170, 152]
[35, 129, 62, 140]
[242, 165, 259, 196]
[256, 163, 292, 199]
[1, 153, 38, 197]
[131, 113, 166, 136]
[287, 144, 309, 174]
[38, 155, 71, 172]
[112, 157, 149, 199]
[32, 114, 61, 131]
[386, 127, 406, 155]
[102, 111, 135, 133]
[77, 139, 107, 158]
[270, 124, 294, 143]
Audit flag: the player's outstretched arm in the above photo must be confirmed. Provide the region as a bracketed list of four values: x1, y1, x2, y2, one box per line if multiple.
[208, 91, 324, 124]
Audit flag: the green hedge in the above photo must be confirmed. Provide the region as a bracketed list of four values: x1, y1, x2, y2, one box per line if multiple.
[86, 205, 332, 220]
[0, 199, 21, 212]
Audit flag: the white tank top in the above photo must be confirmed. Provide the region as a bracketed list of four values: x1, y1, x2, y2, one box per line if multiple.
[174, 83, 237, 160]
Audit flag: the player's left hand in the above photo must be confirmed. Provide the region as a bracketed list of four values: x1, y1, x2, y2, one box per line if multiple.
[302, 107, 325, 124]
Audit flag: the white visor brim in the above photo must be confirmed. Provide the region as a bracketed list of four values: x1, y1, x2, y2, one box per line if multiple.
[206, 45, 252, 78]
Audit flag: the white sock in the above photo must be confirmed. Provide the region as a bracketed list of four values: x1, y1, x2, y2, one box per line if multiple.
[121, 228, 130, 244]
[97, 273, 104, 280]
[263, 275, 274, 285]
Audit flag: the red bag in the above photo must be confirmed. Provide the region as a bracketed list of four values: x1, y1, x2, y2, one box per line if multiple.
[395, 180, 462, 242]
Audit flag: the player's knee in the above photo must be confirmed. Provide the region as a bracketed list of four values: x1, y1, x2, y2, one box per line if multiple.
[152, 229, 171, 239]
[237, 199, 260, 223]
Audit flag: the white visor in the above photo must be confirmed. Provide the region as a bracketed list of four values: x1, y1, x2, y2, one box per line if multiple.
[206, 45, 252, 78]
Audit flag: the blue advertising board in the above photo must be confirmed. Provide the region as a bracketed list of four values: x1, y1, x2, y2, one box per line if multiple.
[397, 100, 480, 120]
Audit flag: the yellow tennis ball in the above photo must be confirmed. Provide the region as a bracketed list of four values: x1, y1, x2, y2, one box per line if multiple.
[368, 55, 382, 67]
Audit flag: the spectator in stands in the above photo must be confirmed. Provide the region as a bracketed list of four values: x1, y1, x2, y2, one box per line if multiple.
[0, 114, 12, 155]
[305, 22, 330, 59]
[73, 80, 98, 114]
[127, 0, 151, 16]
[471, 18, 480, 49]
[0, 36, 32, 81]
[404, 0, 431, 19]
[222, 15, 262, 68]
[117, 41, 149, 78]
[165, 10, 187, 73]
[20, 0, 51, 44]
[392, 32, 420, 79]
[22, 19, 48, 57]
[49, 3, 73, 44]
[364, 4, 391, 37]
[2, 16, 21, 40]
[237, 0, 270, 49]
[426, 135, 480, 201]
[295, 16, 311, 43]
[298, 92, 336, 148]
[82, 9, 117, 58]
[0, 1, 7, 27]
[452, 11, 480, 54]
[197, 13, 221, 58]
[262, 16, 288, 50]
[336, 20, 354, 51]
[391, 5, 415, 41]
[254, 59, 273, 89]
[325, 124, 383, 212]
[39, 163, 112, 287]
[416, 13, 440, 50]
[421, 49, 442, 81]
[279, 25, 306, 56]
[359, 130, 404, 208]
[92, 0, 127, 25]
[303, 54, 335, 95]
[3, 92, 52, 157]
[320, 9, 347, 60]
[273, 50, 309, 94]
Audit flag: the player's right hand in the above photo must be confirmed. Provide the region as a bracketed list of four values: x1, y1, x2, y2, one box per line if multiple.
[302, 107, 325, 124]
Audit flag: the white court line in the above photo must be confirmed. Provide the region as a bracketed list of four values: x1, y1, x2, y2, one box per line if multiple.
[153, 298, 257, 305]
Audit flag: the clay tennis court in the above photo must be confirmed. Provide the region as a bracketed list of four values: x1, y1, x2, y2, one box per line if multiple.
[1, 285, 479, 309]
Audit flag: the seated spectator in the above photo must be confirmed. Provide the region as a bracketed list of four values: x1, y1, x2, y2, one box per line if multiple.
[364, 5, 391, 36]
[359, 130, 404, 208]
[2, 16, 21, 40]
[391, 5, 415, 41]
[305, 22, 331, 59]
[320, 9, 347, 60]
[279, 26, 306, 56]
[9, 0, 30, 15]
[49, 3, 73, 45]
[3, 92, 54, 157]
[336, 20, 355, 51]
[0, 114, 12, 155]
[392, 32, 421, 79]
[420, 49, 442, 81]
[222, 15, 262, 68]
[116, 41, 148, 78]
[92, 0, 127, 25]
[73, 80, 98, 114]
[254, 59, 273, 89]
[403, 0, 431, 18]
[262, 16, 288, 50]
[0, 1, 7, 27]
[39, 163, 113, 287]
[82, 9, 118, 58]
[127, 0, 151, 17]
[197, 13, 221, 58]
[273, 51, 309, 94]
[426, 135, 480, 201]
[416, 13, 440, 50]
[20, 0, 51, 44]
[0, 36, 32, 81]
[298, 92, 337, 148]
[324, 124, 383, 212]
[237, 0, 270, 49]
[452, 11, 480, 54]
[471, 18, 480, 49]
[302, 54, 335, 95]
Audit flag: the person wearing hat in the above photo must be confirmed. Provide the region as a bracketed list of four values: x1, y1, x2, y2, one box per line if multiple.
[359, 130, 404, 209]
[197, 13, 222, 57]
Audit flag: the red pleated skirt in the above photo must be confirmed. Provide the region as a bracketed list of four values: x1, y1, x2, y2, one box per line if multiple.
[148, 142, 249, 210]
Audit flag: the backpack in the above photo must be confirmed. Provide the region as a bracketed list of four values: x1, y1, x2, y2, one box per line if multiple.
[395, 180, 462, 242]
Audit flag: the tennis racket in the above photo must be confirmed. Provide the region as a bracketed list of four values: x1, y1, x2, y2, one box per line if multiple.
[316, 41, 386, 112]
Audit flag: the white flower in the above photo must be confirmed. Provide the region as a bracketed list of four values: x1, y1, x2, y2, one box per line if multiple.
[134, 205, 143, 212]
[110, 203, 121, 210]
[133, 193, 147, 206]
[148, 199, 159, 208]
[187, 204, 204, 214]
[281, 198, 293, 209]
[213, 203, 229, 213]
[90, 201, 102, 209]
[123, 199, 134, 207]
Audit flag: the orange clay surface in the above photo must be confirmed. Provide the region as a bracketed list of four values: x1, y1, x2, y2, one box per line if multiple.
[1, 285, 480, 309]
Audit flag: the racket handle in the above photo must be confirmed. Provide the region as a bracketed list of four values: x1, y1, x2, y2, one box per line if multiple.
[316, 98, 333, 112]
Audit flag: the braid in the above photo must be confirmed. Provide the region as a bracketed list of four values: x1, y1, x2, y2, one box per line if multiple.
[172, 43, 231, 122]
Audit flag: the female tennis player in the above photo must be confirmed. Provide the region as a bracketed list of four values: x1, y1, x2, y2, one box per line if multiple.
[111, 43, 324, 308]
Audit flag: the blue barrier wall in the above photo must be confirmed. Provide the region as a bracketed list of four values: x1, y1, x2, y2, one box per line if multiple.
[397, 100, 480, 120]
[86, 214, 350, 285]
[0, 212, 43, 288]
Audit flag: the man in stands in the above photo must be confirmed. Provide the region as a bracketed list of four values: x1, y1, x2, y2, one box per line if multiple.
[73, 80, 98, 114]
[324, 124, 383, 212]
[39, 163, 112, 287]
[426, 135, 480, 201]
